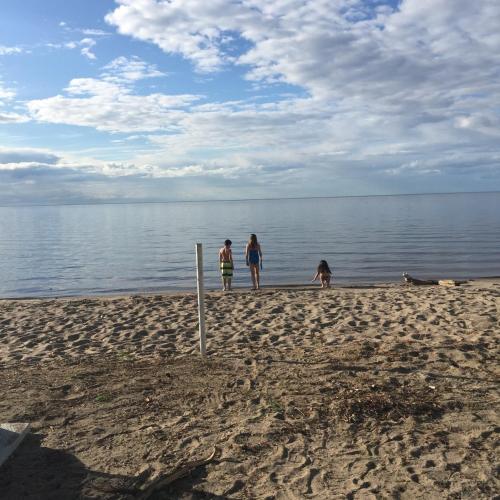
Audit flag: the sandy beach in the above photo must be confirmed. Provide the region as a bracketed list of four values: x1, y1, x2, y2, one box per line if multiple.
[0, 280, 499, 498]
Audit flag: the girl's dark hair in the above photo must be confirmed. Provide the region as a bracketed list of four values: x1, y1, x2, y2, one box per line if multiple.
[249, 234, 258, 246]
[224, 239, 232, 246]
[317, 260, 331, 274]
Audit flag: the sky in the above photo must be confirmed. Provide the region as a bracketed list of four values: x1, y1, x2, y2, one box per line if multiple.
[0, 0, 499, 205]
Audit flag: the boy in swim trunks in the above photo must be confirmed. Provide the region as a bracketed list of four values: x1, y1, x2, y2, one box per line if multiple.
[219, 239, 234, 291]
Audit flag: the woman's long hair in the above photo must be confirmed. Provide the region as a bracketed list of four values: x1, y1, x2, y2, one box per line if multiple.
[248, 234, 258, 247]
[317, 260, 331, 274]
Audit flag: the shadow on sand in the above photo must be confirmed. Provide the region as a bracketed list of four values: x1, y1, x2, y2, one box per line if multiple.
[0, 434, 226, 500]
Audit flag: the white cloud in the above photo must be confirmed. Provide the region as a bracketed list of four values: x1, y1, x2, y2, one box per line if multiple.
[0, 111, 30, 123]
[104, 0, 500, 111]
[59, 20, 111, 37]
[27, 57, 201, 132]
[27, 89, 199, 133]
[102, 56, 166, 82]
[0, 147, 133, 179]
[101, 0, 500, 180]
[0, 82, 27, 122]
[51, 37, 98, 59]
[0, 80, 15, 100]
[0, 45, 23, 56]
[7, 0, 498, 201]
[79, 38, 97, 60]
[105, 0, 239, 72]
[81, 29, 111, 36]
[105, 0, 500, 102]
[0, 80, 30, 122]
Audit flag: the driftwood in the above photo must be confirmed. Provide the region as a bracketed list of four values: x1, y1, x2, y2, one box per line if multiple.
[86, 446, 218, 498]
[402, 273, 460, 287]
[437, 279, 461, 287]
[137, 446, 218, 499]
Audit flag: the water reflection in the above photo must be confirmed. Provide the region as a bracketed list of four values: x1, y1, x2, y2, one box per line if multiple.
[0, 193, 499, 297]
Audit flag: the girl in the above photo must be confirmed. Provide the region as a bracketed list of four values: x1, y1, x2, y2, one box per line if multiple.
[219, 239, 234, 291]
[312, 260, 332, 288]
[245, 234, 262, 290]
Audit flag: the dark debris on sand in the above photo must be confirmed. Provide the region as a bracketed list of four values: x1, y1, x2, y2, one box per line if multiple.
[332, 382, 446, 424]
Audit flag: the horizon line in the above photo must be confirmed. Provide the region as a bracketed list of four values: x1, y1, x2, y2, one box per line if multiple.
[0, 189, 499, 208]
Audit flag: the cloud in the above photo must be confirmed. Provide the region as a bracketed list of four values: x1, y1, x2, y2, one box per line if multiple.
[59, 20, 111, 37]
[0, 152, 301, 206]
[27, 57, 200, 132]
[6, 0, 498, 203]
[0, 45, 23, 56]
[0, 148, 143, 185]
[106, 1, 500, 106]
[49, 37, 98, 59]
[0, 79, 30, 122]
[0, 111, 30, 123]
[0, 136, 498, 207]
[0, 80, 15, 100]
[0, 85, 30, 122]
[102, 0, 500, 178]
[0, 164, 114, 205]
[102, 56, 166, 82]
[78, 38, 97, 60]
[81, 29, 111, 36]
[105, 0, 242, 72]
[0, 148, 60, 165]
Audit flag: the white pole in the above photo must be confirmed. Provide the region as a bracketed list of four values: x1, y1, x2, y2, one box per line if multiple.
[195, 243, 207, 356]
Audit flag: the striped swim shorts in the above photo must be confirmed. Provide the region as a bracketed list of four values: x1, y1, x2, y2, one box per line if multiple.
[220, 261, 233, 277]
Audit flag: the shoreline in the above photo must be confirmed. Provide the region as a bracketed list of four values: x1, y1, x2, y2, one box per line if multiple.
[2, 275, 500, 301]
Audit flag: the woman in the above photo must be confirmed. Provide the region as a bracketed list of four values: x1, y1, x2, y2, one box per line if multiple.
[245, 234, 263, 290]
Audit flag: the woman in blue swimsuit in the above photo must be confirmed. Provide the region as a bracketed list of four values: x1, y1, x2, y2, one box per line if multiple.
[245, 234, 263, 290]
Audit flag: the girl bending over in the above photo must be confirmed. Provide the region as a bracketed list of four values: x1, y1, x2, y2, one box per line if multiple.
[312, 260, 332, 288]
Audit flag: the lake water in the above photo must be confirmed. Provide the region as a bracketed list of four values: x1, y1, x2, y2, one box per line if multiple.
[0, 192, 499, 298]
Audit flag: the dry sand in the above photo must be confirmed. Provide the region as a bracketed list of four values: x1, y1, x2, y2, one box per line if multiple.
[0, 280, 499, 499]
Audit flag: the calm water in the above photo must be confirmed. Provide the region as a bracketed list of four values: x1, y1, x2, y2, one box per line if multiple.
[0, 193, 499, 298]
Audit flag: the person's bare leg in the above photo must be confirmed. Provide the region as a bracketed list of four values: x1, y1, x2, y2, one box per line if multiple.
[222, 277, 226, 291]
[227, 278, 232, 291]
[250, 265, 257, 289]
[255, 266, 260, 289]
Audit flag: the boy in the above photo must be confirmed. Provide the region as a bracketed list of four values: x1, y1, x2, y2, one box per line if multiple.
[219, 239, 234, 291]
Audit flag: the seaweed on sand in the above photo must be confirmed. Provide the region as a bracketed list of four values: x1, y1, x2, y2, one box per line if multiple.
[332, 382, 445, 424]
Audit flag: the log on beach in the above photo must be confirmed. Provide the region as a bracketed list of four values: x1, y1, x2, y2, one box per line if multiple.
[438, 279, 460, 287]
[403, 273, 461, 287]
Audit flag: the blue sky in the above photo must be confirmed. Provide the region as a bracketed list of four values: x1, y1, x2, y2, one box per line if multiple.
[0, 0, 499, 204]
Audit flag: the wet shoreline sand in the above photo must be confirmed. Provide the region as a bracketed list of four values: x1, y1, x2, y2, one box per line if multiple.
[1, 279, 499, 498]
